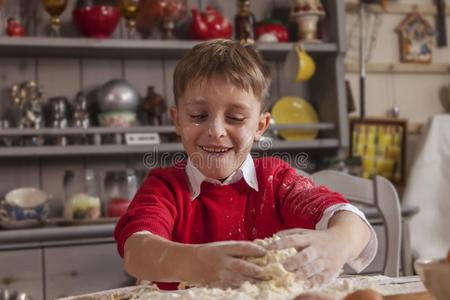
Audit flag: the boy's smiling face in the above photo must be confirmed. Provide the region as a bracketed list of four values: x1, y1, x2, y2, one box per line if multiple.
[170, 76, 270, 180]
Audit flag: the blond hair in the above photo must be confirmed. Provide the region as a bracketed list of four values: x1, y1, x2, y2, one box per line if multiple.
[173, 39, 271, 110]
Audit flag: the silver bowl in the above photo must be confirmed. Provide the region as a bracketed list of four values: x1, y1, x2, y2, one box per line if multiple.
[97, 79, 139, 112]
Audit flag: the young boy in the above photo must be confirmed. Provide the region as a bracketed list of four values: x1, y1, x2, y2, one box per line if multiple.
[114, 39, 376, 290]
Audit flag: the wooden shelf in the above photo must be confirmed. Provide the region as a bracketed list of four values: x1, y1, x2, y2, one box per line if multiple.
[0, 37, 338, 60]
[346, 1, 450, 16]
[0, 124, 337, 157]
[0, 139, 339, 157]
[345, 62, 450, 74]
[0, 123, 335, 136]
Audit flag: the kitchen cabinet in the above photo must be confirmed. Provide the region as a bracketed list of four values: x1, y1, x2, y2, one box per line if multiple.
[0, 1, 347, 216]
[0, 242, 132, 300]
[0, 249, 43, 300]
[45, 243, 132, 299]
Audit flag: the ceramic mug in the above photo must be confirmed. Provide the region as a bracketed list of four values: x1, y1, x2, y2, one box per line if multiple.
[283, 44, 316, 82]
[0, 187, 49, 221]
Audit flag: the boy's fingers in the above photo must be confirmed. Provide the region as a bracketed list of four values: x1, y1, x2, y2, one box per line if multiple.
[267, 234, 310, 250]
[276, 228, 312, 237]
[227, 258, 266, 280]
[220, 241, 267, 257]
[284, 249, 320, 272]
[293, 259, 324, 279]
[304, 269, 334, 288]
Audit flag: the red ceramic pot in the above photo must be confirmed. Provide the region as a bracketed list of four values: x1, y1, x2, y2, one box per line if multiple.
[255, 19, 289, 42]
[190, 6, 232, 40]
[73, 5, 120, 38]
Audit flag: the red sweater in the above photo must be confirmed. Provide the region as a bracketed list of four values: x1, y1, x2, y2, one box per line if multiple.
[114, 157, 348, 256]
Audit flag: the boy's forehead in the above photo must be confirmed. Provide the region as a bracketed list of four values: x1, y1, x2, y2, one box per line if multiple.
[182, 97, 252, 110]
[186, 77, 252, 95]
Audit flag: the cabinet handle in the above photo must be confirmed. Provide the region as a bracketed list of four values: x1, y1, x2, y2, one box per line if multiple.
[1, 277, 13, 285]
[69, 271, 78, 277]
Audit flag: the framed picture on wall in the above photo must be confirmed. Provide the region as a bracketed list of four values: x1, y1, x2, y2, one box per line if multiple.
[350, 118, 407, 185]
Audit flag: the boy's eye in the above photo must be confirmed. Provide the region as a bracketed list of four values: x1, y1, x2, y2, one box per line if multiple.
[227, 116, 246, 122]
[190, 114, 207, 121]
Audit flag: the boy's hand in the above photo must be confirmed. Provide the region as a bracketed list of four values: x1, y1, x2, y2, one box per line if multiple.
[187, 241, 267, 288]
[268, 228, 351, 288]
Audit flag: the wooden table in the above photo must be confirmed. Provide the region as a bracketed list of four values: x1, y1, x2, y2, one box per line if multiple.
[385, 292, 432, 300]
[372, 276, 431, 300]
[60, 276, 431, 300]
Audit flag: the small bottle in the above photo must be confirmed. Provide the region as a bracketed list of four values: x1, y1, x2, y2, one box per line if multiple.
[234, 0, 255, 43]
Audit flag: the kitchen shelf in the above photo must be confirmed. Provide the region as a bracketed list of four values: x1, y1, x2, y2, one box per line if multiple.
[0, 123, 337, 157]
[0, 123, 335, 136]
[0, 37, 339, 60]
[0, 139, 339, 157]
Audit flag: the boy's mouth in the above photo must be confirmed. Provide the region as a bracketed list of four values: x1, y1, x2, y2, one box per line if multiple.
[200, 146, 232, 154]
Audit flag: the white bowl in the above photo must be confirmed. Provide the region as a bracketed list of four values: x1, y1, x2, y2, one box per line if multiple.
[414, 258, 450, 300]
[5, 187, 47, 208]
[2, 188, 49, 221]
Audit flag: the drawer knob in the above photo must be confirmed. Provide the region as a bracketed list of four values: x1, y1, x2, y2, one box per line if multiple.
[1, 277, 13, 285]
[70, 271, 78, 277]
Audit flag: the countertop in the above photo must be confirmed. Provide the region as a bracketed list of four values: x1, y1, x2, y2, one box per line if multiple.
[0, 222, 115, 250]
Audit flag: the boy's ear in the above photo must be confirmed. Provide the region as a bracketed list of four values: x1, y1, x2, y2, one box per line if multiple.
[169, 106, 181, 136]
[254, 112, 271, 141]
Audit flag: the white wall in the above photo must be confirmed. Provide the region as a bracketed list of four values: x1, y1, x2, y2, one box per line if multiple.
[345, 0, 450, 124]
[344, 0, 450, 179]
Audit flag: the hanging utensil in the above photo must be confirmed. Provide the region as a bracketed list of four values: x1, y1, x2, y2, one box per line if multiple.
[434, 0, 447, 47]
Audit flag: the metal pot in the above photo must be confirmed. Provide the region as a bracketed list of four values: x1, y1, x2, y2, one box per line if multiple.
[0, 289, 32, 300]
[97, 79, 139, 112]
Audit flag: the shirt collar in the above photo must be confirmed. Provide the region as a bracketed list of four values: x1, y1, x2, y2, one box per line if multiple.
[185, 154, 259, 200]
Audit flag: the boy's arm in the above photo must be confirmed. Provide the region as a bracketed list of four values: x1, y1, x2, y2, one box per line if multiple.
[268, 211, 372, 288]
[326, 210, 371, 263]
[316, 204, 377, 272]
[123, 233, 267, 287]
[271, 165, 374, 286]
[124, 233, 190, 282]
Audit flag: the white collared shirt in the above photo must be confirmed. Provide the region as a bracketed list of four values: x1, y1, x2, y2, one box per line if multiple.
[185, 153, 258, 199]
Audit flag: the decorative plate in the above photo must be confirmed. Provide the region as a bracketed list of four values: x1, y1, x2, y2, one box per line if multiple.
[271, 96, 319, 140]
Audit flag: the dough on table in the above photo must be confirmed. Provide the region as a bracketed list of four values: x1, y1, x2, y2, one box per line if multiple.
[125, 236, 382, 300]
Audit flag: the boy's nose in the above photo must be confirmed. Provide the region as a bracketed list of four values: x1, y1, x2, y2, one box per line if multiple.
[208, 118, 227, 138]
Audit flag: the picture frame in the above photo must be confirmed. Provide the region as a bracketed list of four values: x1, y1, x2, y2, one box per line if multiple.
[350, 118, 407, 185]
[395, 11, 434, 64]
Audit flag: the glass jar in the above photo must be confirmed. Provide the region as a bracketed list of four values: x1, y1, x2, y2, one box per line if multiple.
[63, 169, 101, 220]
[103, 169, 137, 217]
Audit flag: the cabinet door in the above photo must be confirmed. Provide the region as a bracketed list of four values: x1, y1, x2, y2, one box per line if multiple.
[44, 243, 133, 299]
[0, 249, 43, 300]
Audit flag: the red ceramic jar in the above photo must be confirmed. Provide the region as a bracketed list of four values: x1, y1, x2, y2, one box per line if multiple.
[106, 197, 130, 217]
[73, 5, 121, 38]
